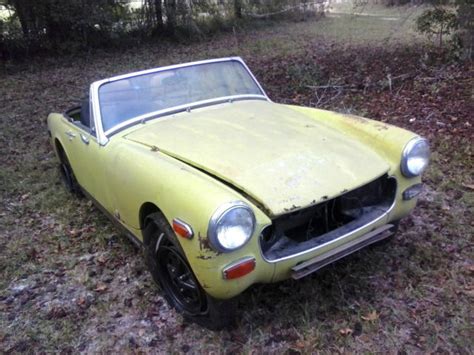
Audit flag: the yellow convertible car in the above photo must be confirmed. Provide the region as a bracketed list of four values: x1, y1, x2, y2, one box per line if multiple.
[47, 57, 429, 329]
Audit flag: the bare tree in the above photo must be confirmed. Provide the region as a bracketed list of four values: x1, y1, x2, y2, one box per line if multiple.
[154, 0, 164, 31]
[234, 0, 243, 18]
[7, 0, 37, 37]
[165, 0, 176, 33]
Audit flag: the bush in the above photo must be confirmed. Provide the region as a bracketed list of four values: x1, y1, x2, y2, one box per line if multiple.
[416, 8, 458, 46]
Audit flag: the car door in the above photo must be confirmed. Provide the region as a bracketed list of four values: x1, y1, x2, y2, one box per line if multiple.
[62, 101, 110, 211]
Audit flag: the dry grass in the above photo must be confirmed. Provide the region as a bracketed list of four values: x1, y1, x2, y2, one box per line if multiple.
[1, 7, 473, 353]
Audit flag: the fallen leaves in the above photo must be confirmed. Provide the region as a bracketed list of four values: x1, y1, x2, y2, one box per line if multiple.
[461, 183, 474, 190]
[67, 226, 96, 238]
[339, 327, 353, 336]
[361, 310, 379, 322]
[96, 255, 107, 265]
[256, 46, 473, 141]
[20, 193, 30, 201]
[0, 18, 472, 354]
[462, 285, 474, 298]
[293, 340, 306, 349]
[46, 305, 68, 319]
[94, 283, 108, 292]
[337, 311, 378, 337]
[464, 265, 474, 274]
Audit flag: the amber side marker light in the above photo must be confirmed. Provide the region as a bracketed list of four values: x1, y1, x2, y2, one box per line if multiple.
[223, 257, 256, 280]
[172, 218, 193, 239]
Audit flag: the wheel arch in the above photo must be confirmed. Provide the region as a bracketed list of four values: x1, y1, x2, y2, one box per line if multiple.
[139, 201, 161, 230]
[54, 138, 67, 163]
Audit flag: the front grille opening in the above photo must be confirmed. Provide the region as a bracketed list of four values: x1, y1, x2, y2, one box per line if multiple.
[261, 175, 397, 261]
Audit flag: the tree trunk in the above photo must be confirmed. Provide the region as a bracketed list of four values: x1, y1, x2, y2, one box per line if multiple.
[43, 0, 60, 44]
[154, 0, 164, 31]
[10, 0, 33, 37]
[165, 0, 176, 34]
[234, 0, 243, 19]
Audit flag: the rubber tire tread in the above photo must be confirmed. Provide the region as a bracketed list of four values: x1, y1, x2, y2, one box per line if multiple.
[143, 212, 237, 330]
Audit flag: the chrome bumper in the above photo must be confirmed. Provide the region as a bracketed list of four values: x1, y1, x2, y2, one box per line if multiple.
[291, 224, 395, 279]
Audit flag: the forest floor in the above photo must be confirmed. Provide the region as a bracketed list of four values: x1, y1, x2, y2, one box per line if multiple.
[1, 7, 473, 354]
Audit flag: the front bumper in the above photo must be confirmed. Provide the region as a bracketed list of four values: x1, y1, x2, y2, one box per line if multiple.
[291, 223, 396, 279]
[269, 196, 399, 282]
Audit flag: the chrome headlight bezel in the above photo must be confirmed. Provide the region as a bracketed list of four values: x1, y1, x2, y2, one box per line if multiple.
[401, 137, 430, 178]
[208, 201, 256, 253]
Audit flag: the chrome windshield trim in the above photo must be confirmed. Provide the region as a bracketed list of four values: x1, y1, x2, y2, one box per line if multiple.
[90, 84, 109, 145]
[90, 57, 270, 146]
[103, 94, 267, 137]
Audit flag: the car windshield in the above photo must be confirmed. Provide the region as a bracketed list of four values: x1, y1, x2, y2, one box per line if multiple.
[98, 60, 264, 132]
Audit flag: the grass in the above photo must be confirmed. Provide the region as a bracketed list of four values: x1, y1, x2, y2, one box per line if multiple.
[1, 5, 473, 353]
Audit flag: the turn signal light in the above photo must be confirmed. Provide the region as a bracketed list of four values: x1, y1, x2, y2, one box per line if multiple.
[403, 183, 423, 200]
[223, 257, 256, 280]
[172, 218, 193, 239]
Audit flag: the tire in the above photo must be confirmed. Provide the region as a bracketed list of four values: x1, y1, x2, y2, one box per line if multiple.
[143, 212, 237, 330]
[58, 147, 81, 196]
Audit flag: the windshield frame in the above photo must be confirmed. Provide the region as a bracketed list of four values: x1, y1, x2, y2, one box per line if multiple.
[90, 57, 270, 145]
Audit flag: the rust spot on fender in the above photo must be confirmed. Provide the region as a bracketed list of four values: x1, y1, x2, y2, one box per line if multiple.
[284, 204, 301, 212]
[197, 232, 206, 251]
[197, 254, 213, 260]
[374, 123, 389, 131]
[197, 232, 221, 256]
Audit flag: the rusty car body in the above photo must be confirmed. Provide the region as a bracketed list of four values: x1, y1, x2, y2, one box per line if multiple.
[47, 57, 430, 328]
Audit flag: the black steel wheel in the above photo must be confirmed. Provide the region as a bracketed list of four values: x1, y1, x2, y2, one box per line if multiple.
[157, 243, 206, 315]
[143, 212, 237, 330]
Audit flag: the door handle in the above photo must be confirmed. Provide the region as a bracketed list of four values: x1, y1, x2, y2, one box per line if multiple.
[65, 130, 76, 140]
[80, 134, 90, 145]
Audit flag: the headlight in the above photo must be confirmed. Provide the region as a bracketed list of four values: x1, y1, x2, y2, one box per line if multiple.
[401, 137, 430, 177]
[208, 202, 256, 252]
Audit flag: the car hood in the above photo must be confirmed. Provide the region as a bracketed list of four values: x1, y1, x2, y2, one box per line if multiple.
[125, 101, 390, 216]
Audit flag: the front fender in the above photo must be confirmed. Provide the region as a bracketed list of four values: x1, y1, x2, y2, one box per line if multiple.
[287, 105, 424, 221]
[108, 139, 274, 299]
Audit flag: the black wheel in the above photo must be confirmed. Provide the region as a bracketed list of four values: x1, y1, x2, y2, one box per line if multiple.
[57, 147, 81, 196]
[143, 212, 237, 330]
[157, 243, 206, 314]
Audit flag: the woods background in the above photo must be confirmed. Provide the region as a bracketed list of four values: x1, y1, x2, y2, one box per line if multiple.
[0, 0, 472, 60]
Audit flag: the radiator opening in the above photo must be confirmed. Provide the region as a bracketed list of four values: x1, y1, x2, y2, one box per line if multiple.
[260, 175, 397, 261]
